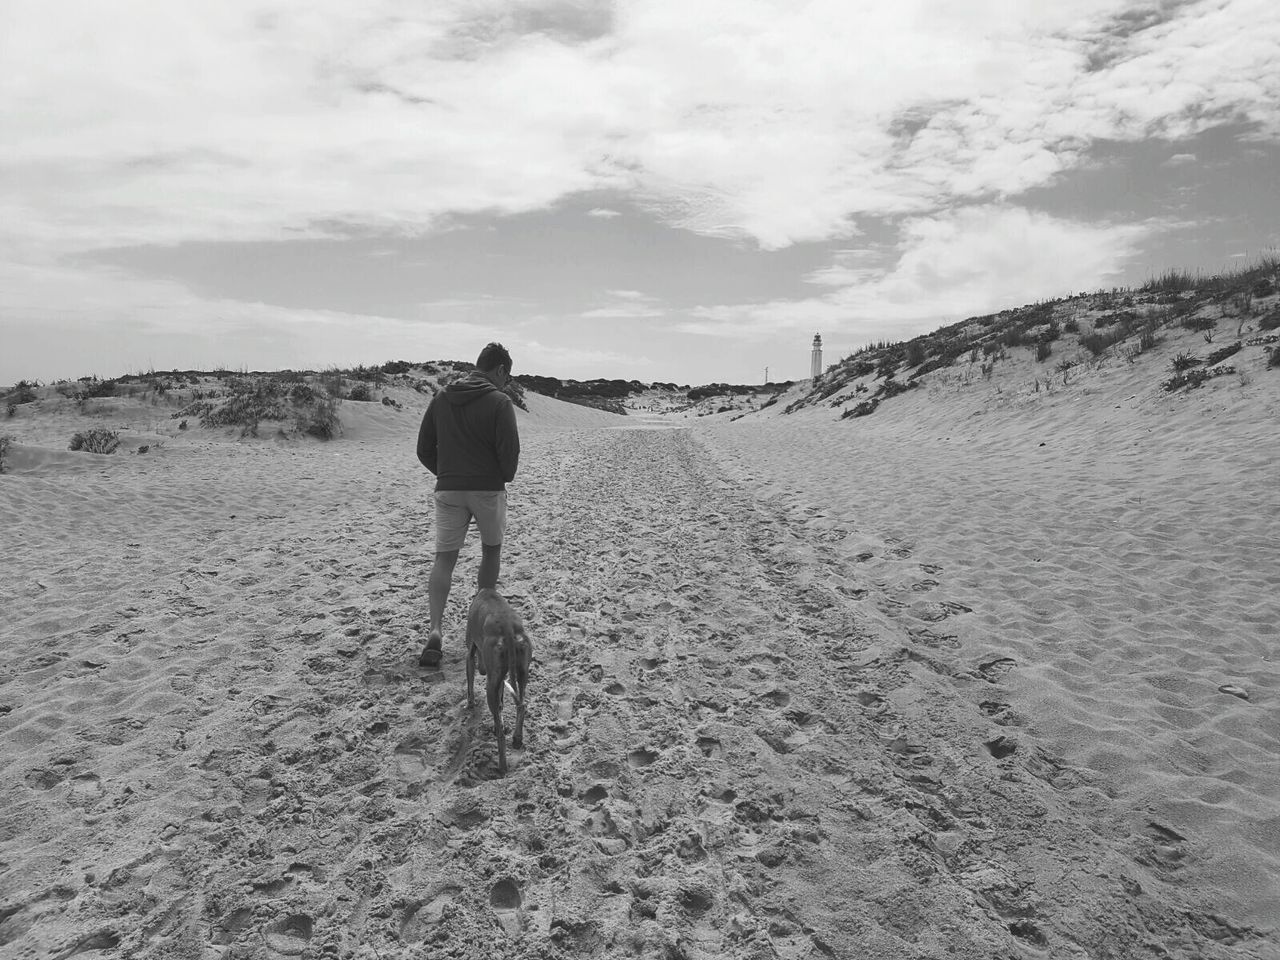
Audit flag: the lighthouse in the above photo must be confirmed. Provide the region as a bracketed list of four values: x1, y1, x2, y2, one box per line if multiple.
[811, 333, 823, 379]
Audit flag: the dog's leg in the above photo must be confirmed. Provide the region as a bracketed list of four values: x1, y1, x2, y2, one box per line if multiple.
[511, 658, 527, 749]
[487, 673, 506, 775]
[466, 643, 476, 708]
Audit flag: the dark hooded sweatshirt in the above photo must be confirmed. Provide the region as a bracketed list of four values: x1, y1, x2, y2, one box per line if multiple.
[416, 373, 520, 491]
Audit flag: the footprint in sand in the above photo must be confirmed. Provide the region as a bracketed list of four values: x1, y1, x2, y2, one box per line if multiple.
[580, 808, 630, 854]
[262, 913, 314, 957]
[976, 657, 1017, 683]
[627, 748, 659, 769]
[761, 689, 791, 709]
[1008, 919, 1050, 950]
[984, 735, 1018, 759]
[69, 773, 101, 804]
[835, 584, 868, 600]
[439, 799, 486, 831]
[211, 907, 255, 945]
[25, 767, 65, 790]
[490, 879, 523, 936]
[393, 735, 432, 780]
[979, 700, 1021, 726]
[707, 786, 738, 807]
[400, 887, 460, 941]
[1136, 821, 1189, 872]
[581, 784, 609, 805]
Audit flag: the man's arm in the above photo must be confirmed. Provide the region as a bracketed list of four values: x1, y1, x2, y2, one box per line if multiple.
[416, 397, 439, 474]
[495, 396, 520, 483]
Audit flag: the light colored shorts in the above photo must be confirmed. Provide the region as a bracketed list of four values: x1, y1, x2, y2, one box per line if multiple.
[433, 490, 507, 552]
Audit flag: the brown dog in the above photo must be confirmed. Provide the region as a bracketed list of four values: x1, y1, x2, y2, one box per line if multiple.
[466, 588, 532, 776]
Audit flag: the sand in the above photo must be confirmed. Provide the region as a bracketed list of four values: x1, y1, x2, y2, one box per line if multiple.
[1, 357, 1278, 959]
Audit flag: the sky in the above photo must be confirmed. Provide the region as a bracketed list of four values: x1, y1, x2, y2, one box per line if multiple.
[3, 1, 1280, 387]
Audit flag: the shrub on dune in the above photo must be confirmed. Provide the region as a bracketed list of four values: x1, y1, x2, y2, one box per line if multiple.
[69, 428, 120, 454]
[174, 375, 344, 439]
[4, 381, 38, 405]
[0, 435, 12, 473]
[297, 394, 341, 439]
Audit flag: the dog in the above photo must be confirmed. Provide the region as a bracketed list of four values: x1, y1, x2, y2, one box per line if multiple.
[466, 588, 532, 776]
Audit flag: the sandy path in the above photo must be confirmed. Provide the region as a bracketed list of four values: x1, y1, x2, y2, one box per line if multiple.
[1, 416, 1273, 958]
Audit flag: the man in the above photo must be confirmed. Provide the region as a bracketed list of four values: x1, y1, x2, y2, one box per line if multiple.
[416, 342, 520, 667]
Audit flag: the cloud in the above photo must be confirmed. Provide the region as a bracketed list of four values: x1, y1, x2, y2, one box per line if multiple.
[579, 288, 666, 320]
[586, 207, 622, 218]
[1162, 153, 1198, 167]
[680, 206, 1152, 341]
[515, 338, 647, 374]
[3, 0, 1276, 264]
[0, 257, 492, 383]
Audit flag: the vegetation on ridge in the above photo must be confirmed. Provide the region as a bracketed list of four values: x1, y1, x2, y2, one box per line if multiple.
[781, 256, 1280, 420]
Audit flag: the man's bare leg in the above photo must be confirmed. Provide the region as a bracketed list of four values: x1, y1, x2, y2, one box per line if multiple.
[478, 543, 502, 591]
[421, 549, 459, 667]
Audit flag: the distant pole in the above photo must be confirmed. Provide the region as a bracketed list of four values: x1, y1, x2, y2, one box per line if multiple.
[811, 333, 823, 379]
[764, 366, 769, 384]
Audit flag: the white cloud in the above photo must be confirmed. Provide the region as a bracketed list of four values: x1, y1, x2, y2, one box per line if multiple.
[580, 289, 665, 320]
[681, 206, 1152, 341]
[515, 338, 647, 375]
[586, 207, 622, 218]
[3, 0, 1275, 262]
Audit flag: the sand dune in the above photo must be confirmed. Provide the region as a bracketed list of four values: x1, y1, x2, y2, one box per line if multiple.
[1, 356, 1277, 958]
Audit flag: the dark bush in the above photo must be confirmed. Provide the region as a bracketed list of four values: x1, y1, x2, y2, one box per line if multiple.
[83, 379, 117, 398]
[1080, 333, 1108, 356]
[1001, 327, 1026, 348]
[347, 383, 374, 402]
[841, 398, 880, 419]
[5, 380, 38, 405]
[1205, 342, 1242, 366]
[1259, 310, 1280, 332]
[1180, 315, 1216, 333]
[290, 383, 316, 405]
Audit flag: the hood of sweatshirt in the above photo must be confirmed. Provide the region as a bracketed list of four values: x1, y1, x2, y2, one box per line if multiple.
[444, 372, 500, 406]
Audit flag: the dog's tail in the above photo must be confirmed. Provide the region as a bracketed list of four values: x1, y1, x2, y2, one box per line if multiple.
[507, 635, 530, 705]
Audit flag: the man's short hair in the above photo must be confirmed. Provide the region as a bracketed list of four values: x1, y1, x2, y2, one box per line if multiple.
[476, 342, 513, 374]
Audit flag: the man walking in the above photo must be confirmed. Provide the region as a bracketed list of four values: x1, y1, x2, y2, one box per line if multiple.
[415, 342, 520, 667]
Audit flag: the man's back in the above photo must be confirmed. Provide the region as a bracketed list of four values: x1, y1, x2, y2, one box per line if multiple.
[417, 373, 520, 491]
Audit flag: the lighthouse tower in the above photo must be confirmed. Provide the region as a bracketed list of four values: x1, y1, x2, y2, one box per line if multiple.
[811, 333, 823, 379]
